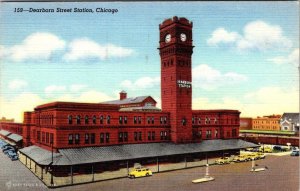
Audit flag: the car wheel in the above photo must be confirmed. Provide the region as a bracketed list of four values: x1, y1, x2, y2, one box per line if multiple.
[146, 173, 149, 176]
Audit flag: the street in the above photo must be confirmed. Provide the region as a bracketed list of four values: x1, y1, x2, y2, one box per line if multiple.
[0, 151, 299, 191]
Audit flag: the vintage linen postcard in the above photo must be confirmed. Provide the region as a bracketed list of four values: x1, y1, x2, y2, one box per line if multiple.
[0, 1, 299, 191]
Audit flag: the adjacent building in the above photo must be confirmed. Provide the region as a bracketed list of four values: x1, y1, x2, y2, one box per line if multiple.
[252, 115, 281, 131]
[280, 113, 300, 132]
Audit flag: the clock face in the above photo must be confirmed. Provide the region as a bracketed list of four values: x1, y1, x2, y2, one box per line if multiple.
[180, 33, 187, 42]
[165, 34, 171, 43]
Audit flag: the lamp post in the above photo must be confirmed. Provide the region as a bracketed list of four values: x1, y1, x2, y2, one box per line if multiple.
[50, 141, 54, 186]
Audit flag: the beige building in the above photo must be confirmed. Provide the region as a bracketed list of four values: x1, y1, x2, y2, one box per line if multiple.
[252, 115, 281, 131]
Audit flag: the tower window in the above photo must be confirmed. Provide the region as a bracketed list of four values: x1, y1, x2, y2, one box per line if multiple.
[68, 115, 73, 125]
[92, 115, 97, 124]
[107, 115, 111, 124]
[100, 115, 103, 124]
[76, 115, 81, 125]
[85, 115, 89, 124]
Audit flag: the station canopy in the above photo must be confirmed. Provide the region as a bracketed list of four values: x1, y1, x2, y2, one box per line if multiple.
[19, 139, 258, 166]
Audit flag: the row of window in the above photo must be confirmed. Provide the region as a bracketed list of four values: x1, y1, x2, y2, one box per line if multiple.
[193, 129, 237, 139]
[67, 131, 170, 145]
[253, 121, 279, 124]
[37, 131, 54, 145]
[67, 115, 169, 125]
[68, 133, 110, 145]
[40, 115, 54, 125]
[192, 117, 239, 125]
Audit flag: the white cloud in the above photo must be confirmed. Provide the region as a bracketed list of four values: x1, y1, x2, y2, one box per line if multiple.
[121, 76, 160, 90]
[193, 86, 298, 117]
[207, 20, 292, 51]
[8, 79, 28, 90]
[69, 84, 87, 92]
[192, 64, 247, 90]
[44, 85, 66, 95]
[63, 38, 134, 61]
[207, 28, 240, 46]
[268, 48, 299, 66]
[1, 33, 65, 62]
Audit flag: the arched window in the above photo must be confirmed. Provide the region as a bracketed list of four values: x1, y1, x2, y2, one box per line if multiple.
[76, 115, 81, 124]
[107, 115, 111, 124]
[92, 115, 97, 124]
[100, 115, 103, 124]
[68, 115, 73, 124]
[85, 115, 89, 124]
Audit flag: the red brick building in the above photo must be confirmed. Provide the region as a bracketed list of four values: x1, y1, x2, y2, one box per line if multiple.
[0, 17, 253, 187]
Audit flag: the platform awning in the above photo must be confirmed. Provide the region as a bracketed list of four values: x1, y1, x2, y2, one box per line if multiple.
[0, 130, 11, 137]
[7, 133, 23, 142]
[19, 139, 258, 166]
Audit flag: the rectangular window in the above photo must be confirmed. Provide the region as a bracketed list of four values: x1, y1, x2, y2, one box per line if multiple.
[215, 130, 218, 138]
[138, 116, 142, 124]
[119, 132, 123, 142]
[124, 132, 128, 142]
[106, 133, 110, 143]
[124, 116, 127, 124]
[152, 117, 155, 124]
[46, 132, 49, 144]
[134, 132, 138, 141]
[42, 132, 45, 143]
[164, 117, 167, 124]
[160, 131, 163, 140]
[147, 117, 151, 124]
[160, 117, 163, 124]
[192, 117, 195, 124]
[134, 116, 137, 124]
[100, 133, 104, 143]
[119, 116, 123, 124]
[148, 132, 151, 140]
[139, 132, 142, 141]
[85, 133, 89, 144]
[152, 131, 155, 140]
[68, 134, 73, 145]
[91, 133, 95, 144]
[75, 134, 80, 144]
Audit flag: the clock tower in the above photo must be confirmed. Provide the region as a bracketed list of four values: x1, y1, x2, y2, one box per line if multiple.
[159, 16, 194, 143]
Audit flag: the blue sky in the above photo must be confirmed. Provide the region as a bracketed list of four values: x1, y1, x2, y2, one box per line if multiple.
[0, 2, 299, 122]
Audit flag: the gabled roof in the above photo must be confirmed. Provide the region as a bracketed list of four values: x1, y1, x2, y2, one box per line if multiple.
[101, 96, 156, 105]
[280, 113, 299, 124]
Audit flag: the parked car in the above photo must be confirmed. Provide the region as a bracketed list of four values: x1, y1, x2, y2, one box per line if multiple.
[290, 150, 299, 156]
[128, 167, 152, 178]
[233, 155, 248, 162]
[273, 145, 288, 152]
[2, 145, 14, 151]
[10, 155, 19, 161]
[3, 148, 15, 155]
[215, 157, 231, 165]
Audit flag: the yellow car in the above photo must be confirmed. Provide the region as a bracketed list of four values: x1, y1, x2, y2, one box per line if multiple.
[258, 146, 272, 153]
[233, 155, 248, 162]
[128, 167, 152, 178]
[215, 157, 231, 165]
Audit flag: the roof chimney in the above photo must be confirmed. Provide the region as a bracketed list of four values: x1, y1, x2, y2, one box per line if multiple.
[120, 90, 127, 100]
